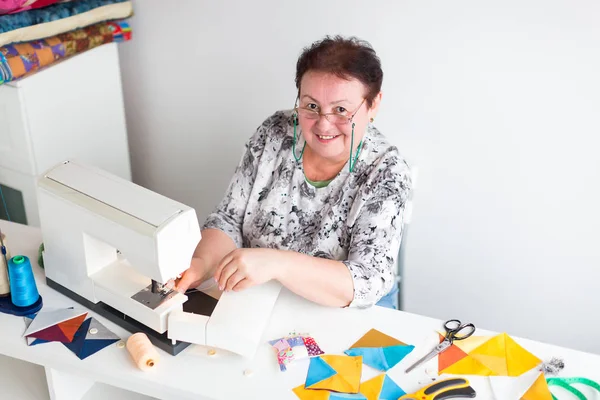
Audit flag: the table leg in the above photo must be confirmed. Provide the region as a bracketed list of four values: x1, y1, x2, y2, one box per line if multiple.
[45, 367, 96, 400]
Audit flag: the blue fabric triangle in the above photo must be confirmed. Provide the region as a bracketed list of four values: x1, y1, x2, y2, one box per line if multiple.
[79, 338, 119, 359]
[329, 393, 367, 399]
[379, 375, 406, 399]
[381, 345, 415, 370]
[345, 347, 388, 371]
[63, 318, 91, 357]
[306, 356, 337, 387]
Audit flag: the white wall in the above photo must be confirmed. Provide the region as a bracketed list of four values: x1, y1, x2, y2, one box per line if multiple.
[117, 0, 600, 354]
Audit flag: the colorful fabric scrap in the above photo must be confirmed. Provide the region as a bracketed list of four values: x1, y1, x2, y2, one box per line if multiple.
[269, 332, 325, 371]
[344, 328, 415, 372]
[0, 19, 131, 85]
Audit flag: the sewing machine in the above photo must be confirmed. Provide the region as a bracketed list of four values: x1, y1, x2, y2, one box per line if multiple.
[36, 160, 281, 357]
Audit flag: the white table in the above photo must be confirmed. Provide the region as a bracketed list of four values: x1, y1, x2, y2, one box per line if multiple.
[1, 220, 600, 400]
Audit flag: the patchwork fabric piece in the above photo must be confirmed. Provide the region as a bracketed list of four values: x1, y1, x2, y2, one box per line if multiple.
[23, 307, 88, 343]
[438, 332, 542, 377]
[64, 317, 120, 360]
[344, 329, 414, 371]
[304, 355, 362, 394]
[293, 373, 405, 400]
[22, 308, 120, 360]
[269, 332, 324, 371]
[0, 19, 131, 85]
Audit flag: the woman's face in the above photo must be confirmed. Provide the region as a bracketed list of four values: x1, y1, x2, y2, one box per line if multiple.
[297, 70, 381, 165]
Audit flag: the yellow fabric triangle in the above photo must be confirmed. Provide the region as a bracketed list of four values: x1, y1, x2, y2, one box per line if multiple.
[350, 329, 405, 348]
[504, 335, 542, 376]
[469, 333, 506, 358]
[453, 335, 494, 354]
[468, 354, 509, 375]
[358, 374, 386, 400]
[292, 384, 331, 400]
[468, 333, 541, 377]
[521, 373, 553, 400]
[308, 355, 362, 393]
[441, 354, 496, 376]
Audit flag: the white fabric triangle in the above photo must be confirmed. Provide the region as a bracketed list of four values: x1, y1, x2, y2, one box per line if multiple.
[488, 368, 542, 400]
[23, 307, 88, 337]
[85, 318, 119, 341]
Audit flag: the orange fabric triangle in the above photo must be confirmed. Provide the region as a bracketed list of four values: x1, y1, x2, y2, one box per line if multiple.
[521, 373, 553, 400]
[57, 314, 87, 342]
[438, 337, 469, 372]
[349, 328, 405, 348]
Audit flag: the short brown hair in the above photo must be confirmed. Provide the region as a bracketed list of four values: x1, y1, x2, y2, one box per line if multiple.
[295, 35, 383, 108]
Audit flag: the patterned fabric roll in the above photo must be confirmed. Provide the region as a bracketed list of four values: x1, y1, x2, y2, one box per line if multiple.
[0, 19, 131, 85]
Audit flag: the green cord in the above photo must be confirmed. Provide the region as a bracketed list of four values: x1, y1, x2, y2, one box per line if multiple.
[348, 122, 363, 173]
[292, 115, 362, 173]
[547, 377, 600, 400]
[292, 113, 306, 163]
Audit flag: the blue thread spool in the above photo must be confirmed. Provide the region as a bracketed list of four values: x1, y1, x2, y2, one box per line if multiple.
[8, 255, 40, 307]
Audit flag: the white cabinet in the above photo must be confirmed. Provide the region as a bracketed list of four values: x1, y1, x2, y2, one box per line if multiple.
[0, 43, 132, 227]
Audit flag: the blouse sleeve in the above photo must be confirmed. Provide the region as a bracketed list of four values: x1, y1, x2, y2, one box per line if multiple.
[342, 159, 413, 308]
[201, 119, 270, 247]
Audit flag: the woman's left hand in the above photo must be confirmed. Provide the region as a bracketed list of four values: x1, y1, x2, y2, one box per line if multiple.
[214, 248, 280, 292]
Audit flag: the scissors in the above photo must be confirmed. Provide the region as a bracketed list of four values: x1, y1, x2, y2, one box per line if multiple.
[399, 378, 476, 399]
[405, 319, 476, 373]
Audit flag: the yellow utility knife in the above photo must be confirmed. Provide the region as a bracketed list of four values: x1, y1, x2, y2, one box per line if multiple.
[399, 378, 476, 400]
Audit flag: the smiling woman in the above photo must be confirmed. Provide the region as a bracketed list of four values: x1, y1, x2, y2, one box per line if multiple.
[173, 35, 412, 310]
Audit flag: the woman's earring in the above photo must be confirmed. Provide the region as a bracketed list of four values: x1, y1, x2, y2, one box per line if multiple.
[370, 117, 374, 123]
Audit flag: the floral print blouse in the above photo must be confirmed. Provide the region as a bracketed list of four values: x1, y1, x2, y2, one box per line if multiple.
[202, 110, 412, 308]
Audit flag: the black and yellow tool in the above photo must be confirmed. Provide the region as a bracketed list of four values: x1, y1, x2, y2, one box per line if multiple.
[399, 378, 476, 399]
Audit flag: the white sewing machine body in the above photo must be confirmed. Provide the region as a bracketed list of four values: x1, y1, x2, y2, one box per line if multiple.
[36, 160, 280, 357]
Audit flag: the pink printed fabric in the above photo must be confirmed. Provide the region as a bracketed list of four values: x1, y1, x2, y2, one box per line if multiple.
[303, 337, 325, 357]
[269, 334, 325, 372]
[0, 0, 69, 15]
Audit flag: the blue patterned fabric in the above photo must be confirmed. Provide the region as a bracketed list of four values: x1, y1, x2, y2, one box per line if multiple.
[0, 0, 128, 34]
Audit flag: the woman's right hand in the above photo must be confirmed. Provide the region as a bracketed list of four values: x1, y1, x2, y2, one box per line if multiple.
[172, 257, 210, 293]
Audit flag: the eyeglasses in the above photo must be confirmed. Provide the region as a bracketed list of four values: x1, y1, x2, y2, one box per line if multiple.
[294, 98, 366, 125]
